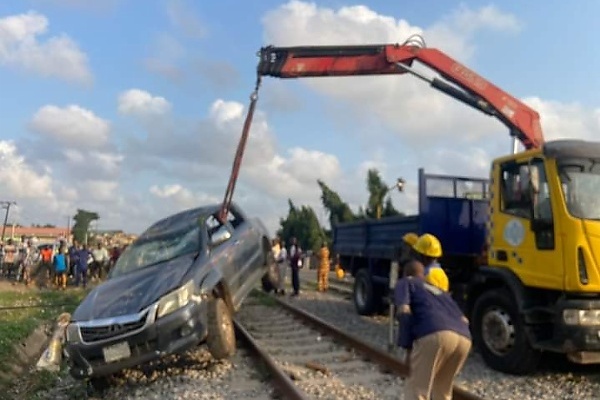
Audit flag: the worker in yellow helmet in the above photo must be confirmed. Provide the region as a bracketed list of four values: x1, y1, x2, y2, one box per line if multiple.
[399, 232, 418, 270]
[412, 233, 449, 292]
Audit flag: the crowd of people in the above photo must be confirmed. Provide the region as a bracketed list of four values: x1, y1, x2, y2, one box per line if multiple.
[0, 237, 127, 289]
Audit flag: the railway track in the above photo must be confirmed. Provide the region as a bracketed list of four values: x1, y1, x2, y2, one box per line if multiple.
[235, 292, 484, 400]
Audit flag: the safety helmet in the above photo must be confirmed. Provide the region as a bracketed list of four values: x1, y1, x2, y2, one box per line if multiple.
[336, 267, 345, 279]
[402, 232, 419, 247]
[413, 233, 443, 258]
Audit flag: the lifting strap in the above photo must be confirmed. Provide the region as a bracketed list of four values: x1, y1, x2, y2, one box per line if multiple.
[218, 76, 262, 222]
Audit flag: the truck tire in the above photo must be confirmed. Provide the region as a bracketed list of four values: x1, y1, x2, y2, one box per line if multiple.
[207, 297, 236, 360]
[472, 288, 540, 374]
[353, 269, 378, 315]
[261, 250, 278, 293]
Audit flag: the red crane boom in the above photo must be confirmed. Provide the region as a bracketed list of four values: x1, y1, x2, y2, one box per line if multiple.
[257, 40, 543, 150]
[219, 37, 544, 222]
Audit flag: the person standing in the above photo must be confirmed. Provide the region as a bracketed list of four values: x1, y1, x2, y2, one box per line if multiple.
[274, 239, 288, 295]
[75, 243, 91, 289]
[20, 240, 39, 286]
[40, 245, 54, 284]
[91, 242, 109, 280]
[317, 242, 330, 292]
[288, 237, 302, 296]
[395, 260, 471, 400]
[68, 240, 79, 279]
[3, 239, 18, 280]
[53, 245, 68, 290]
[412, 233, 449, 292]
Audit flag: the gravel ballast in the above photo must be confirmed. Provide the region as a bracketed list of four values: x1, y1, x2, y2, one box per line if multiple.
[294, 270, 600, 400]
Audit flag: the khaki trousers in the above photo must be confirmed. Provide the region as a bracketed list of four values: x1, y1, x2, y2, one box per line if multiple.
[405, 330, 471, 400]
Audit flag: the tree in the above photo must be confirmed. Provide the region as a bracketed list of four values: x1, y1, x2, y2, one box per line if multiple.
[366, 168, 401, 218]
[383, 197, 402, 217]
[278, 200, 325, 253]
[72, 209, 99, 243]
[317, 180, 356, 226]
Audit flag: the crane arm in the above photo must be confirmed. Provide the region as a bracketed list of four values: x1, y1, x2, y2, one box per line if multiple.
[257, 42, 543, 150]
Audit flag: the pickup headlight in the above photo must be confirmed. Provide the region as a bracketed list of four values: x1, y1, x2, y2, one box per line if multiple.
[563, 309, 600, 326]
[65, 323, 80, 343]
[157, 280, 194, 318]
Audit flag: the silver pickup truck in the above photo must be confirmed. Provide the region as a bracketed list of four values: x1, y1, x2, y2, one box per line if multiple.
[64, 203, 277, 380]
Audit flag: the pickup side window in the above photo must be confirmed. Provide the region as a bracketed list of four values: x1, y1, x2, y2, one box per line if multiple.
[205, 215, 232, 247]
[226, 209, 245, 229]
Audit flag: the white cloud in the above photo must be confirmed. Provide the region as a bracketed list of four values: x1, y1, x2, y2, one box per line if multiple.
[118, 89, 172, 117]
[150, 184, 219, 209]
[524, 97, 600, 142]
[0, 141, 54, 199]
[80, 180, 118, 202]
[0, 11, 92, 84]
[29, 105, 110, 149]
[261, 1, 521, 147]
[6, 2, 600, 238]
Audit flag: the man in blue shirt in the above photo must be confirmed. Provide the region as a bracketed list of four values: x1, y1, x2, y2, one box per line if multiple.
[74, 243, 91, 289]
[395, 260, 471, 400]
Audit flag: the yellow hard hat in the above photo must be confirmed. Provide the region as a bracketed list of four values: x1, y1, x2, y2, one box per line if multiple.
[336, 268, 345, 279]
[402, 232, 419, 246]
[413, 233, 443, 258]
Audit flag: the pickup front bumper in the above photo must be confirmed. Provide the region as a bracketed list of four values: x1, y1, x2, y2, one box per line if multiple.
[65, 300, 207, 379]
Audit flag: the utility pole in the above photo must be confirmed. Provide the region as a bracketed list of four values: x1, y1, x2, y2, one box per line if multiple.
[1, 201, 17, 242]
[66, 215, 71, 241]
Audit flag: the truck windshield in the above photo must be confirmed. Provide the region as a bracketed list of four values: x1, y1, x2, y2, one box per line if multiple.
[110, 222, 201, 277]
[559, 158, 600, 220]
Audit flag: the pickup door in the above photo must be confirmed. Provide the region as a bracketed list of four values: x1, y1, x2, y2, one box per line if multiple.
[224, 210, 263, 305]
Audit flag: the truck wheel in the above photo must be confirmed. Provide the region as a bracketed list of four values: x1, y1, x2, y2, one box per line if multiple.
[353, 269, 377, 315]
[472, 289, 540, 374]
[207, 297, 236, 360]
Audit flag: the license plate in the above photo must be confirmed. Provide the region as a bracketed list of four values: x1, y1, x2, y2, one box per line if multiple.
[102, 341, 131, 363]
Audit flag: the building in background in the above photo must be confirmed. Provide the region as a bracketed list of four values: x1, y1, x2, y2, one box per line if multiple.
[1, 226, 71, 244]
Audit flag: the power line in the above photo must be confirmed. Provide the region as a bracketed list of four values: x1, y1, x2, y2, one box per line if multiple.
[1, 201, 16, 241]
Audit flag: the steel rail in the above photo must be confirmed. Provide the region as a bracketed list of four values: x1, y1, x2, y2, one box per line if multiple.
[274, 297, 485, 400]
[233, 318, 310, 400]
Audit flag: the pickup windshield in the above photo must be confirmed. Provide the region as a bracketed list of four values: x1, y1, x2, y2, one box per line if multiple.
[110, 221, 201, 277]
[559, 158, 600, 220]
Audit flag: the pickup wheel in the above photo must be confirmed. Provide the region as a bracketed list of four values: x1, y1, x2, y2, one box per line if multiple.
[207, 297, 236, 360]
[353, 269, 378, 315]
[472, 288, 540, 374]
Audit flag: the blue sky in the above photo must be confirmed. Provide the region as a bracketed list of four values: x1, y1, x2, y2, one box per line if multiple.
[1, 0, 599, 235]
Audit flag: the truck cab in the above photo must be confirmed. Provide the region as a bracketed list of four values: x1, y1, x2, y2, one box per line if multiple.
[474, 139, 600, 373]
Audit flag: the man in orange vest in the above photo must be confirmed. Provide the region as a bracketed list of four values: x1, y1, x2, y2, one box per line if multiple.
[40, 245, 54, 285]
[317, 242, 330, 291]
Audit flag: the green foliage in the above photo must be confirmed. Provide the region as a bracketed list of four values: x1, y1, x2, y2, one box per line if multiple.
[277, 168, 405, 248]
[317, 180, 356, 226]
[277, 200, 325, 253]
[365, 168, 402, 218]
[72, 209, 99, 243]
[383, 196, 403, 217]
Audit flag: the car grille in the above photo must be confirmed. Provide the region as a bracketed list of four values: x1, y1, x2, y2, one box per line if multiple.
[80, 312, 148, 343]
